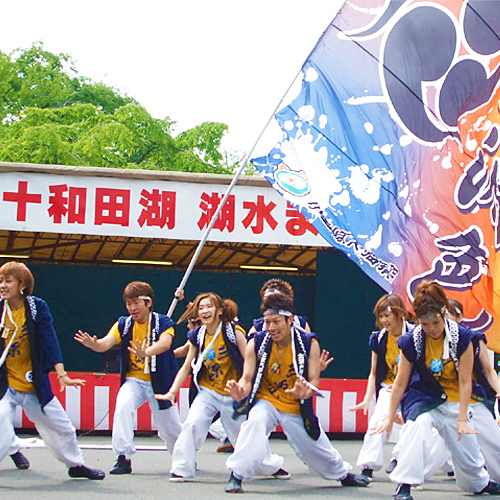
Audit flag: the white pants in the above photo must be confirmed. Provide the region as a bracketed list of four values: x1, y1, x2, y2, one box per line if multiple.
[356, 386, 395, 470]
[170, 388, 282, 478]
[390, 402, 489, 492]
[112, 377, 182, 458]
[208, 417, 227, 442]
[0, 388, 84, 467]
[227, 399, 350, 481]
[391, 426, 454, 479]
[470, 402, 500, 483]
[8, 434, 21, 455]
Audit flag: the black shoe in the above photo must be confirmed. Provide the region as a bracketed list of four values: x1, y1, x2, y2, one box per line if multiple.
[110, 455, 132, 475]
[68, 465, 105, 480]
[386, 459, 398, 474]
[475, 481, 500, 495]
[170, 473, 186, 483]
[395, 483, 413, 500]
[272, 468, 291, 480]
[361, 468, 373, 482]
[340, 472, 370, 487]
[225, 472, 244, 493]
[10, 451, 30, 470]
[447, 470, 455, 478]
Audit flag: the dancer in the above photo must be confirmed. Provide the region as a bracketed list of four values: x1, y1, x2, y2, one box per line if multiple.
[157, 292, 284, 482]
[75, 281, 181, 474]
[349, 294, 412, 481]
[224, 293, 370, 493]
[0, 261, 105, 480]
[373, 280, 500, 500]
[250, 279, 333, 370]
[248, 279, 310, 337]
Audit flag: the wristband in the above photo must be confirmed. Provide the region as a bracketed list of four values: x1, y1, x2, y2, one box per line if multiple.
[457, 418, 468, 422]
[57, 371, 68, 380]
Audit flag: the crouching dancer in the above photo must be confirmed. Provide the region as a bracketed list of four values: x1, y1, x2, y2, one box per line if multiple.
[224, 293, 369, 493]
[0, 262, 104, 480]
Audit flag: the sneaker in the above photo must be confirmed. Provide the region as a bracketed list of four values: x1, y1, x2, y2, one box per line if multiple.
[110, 455, 132, 475]
[68, 465, 105, 480]
[395, 483, 413, 500]
[225, 472, 243, 493]
[386, 459, 398, 474]
[170, 473, 186, 483]
[340, 472, 370, 487]
[361, 467, 373, 482]
[272, 468, 291, 480]
[10, 451, 30, 470]
[217, 442, 235, 454]
[475, 481, 500, 495]
[447, 471, 455, 478]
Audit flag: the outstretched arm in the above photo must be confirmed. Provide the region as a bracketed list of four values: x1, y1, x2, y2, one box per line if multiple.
[478, 340, 500, 396]
[226, 339, 257, 401]
[350, 351, 377, 414]
[54, 362, 86, 391]
[129, 331, 173, 358]
[156, 342, 197, 404]
[371, 352, 412, 439]
[286, 340, 321, 401]
[74, 330, 117, 353]
[457, 343, 479, 440]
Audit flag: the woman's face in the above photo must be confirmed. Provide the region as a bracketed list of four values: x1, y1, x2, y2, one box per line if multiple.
[419, 315, 446, 339]
[198, 297, 221, 327]
[378, 309, 401, 336]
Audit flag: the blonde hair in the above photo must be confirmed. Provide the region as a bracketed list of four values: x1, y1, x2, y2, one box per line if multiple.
[0, 261, 35, 295]
[178, 292, 237, 326]
[373, 294, 411, 329]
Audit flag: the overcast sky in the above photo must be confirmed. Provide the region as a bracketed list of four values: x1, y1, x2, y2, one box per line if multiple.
[0, 0, 343, 155]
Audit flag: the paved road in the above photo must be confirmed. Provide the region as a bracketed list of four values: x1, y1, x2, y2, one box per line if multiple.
[0, 435, 463, 500]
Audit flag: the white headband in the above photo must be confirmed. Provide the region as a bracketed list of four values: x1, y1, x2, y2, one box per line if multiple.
[263, 309, 293, 317]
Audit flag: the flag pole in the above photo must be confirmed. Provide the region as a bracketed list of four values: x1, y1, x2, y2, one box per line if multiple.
[167, 8, 342, 318]
[167, 153, 249, 317]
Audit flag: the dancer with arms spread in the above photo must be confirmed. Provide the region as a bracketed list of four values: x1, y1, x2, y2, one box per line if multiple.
[224, 292, 369, 493]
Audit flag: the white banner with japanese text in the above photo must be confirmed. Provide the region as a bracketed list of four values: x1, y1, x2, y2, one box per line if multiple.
[0, 171, 328, 246]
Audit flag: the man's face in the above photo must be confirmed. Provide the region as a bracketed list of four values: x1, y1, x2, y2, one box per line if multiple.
[264, 313, 292, 344]
[125, 297, 150, 324]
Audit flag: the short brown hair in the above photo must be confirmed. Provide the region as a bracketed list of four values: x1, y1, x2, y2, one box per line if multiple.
[260, 293, 295, 316]
[122, 281, 154, 308]
[0, 261, 35, 295]
[373, 294, 411, 329]
[259, 279, 294, 299]
[413, 280, 447, 320]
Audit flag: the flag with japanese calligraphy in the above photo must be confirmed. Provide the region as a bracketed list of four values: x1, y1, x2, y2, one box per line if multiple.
[251, 0, 500, 350]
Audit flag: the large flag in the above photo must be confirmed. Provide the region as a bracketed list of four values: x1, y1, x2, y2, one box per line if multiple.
[252, 0, 500, 350]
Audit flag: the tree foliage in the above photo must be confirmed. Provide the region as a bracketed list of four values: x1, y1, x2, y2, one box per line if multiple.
[0, 43, 243, 174]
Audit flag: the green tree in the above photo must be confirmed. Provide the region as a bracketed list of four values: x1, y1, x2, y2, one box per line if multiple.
[0, 43, 244, 174]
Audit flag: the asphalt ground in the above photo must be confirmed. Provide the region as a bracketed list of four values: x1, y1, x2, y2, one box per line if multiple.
[0, 434, 467, 500]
